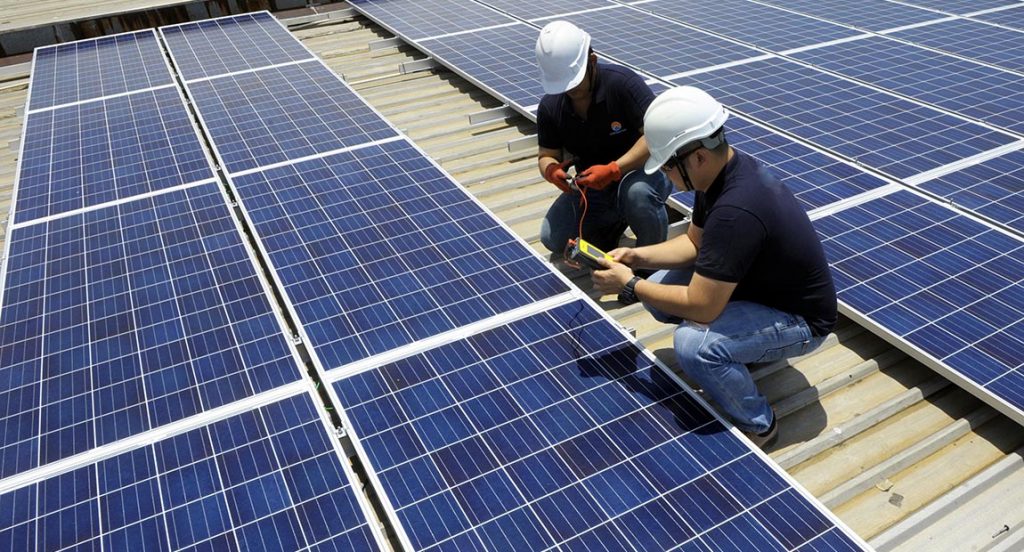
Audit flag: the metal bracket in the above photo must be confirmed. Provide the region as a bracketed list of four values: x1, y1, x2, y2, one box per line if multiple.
[468, 105, 514, 125]
[507, 134, 538, 153]
[399, 58, 439, 75]
[285, 7, 356, 26]
[369, 37, 404, 51]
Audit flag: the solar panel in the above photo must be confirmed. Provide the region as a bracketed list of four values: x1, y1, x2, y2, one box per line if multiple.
[637, 0, 866, 52]
[418, 23, 545, 118]
[348, 0, 514, 40]
[674, 56, 1019, 179]
[549, 6, 767, 79]
[972, 5, 1024, 30]
[15, 87, 215, 225]
[815, 190, 1024, 424]
[917, 148, 1024, 233]
[896, 0, 1022, 14]
[0, 183, 301, 479]
[183, 60, 398, 174]
[671, 115, 890, 213]
[28, 30, 172, 111]
[478, 0, 616, 19]
[791, 35, 1024, 135]
[229, 139, 569, 371]
[0, 391, 384, 551]
[884, 18, 1024, 72]
[160, 11, 315, 82]
[756, 0, 945, 31]
[329, 300, 867, 551]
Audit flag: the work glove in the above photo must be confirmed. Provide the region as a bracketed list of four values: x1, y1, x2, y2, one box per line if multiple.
[543, 159, 575, 193]
[576, 161, 621, 191]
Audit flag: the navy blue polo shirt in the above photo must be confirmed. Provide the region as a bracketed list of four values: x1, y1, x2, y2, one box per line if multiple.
[692, 149, 838, 336]
[536, 62, 653, 178]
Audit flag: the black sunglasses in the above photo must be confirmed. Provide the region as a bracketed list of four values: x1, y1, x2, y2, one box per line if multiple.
[659, 147, 697, 173]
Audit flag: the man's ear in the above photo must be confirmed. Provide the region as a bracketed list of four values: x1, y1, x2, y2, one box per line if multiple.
[588, 52, 598, 65]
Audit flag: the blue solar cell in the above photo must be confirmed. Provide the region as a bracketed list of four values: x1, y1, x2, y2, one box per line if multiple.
[886, 18, 1024, 72]
[419, 23, 545, 116]
[675, 57, 1018, 179]
[639, 0, 865, 51]
[898, 0, 1021, 14]
[972, 5, 1024, 30]
[0, 392, 381, 551]
[186, 60, 398, 174]
[670, 114, 888, 213]
[29, 30, 172, 111]
[919, 149, 1024, 233]
[552, 6, 765, 79]
[349, 0, 514, 40]
[230, 139, 568, 371]
[479, 0, 615, 19]
[160, 11, 314, 81]
[0, 183, 300, 479]
[758, 0, 945, 31]
[332, 300, 864, 550]
[15, 87, 214, 225]
[814, 190, 1024, 419]
[791, 35, 1024, 134]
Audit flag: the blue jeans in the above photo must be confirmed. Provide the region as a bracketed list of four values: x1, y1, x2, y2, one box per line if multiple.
[645, 268, 825, 433]
[540, 169, 673, 253]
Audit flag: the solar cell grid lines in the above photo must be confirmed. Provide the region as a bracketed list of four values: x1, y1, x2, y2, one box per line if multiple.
[15, 87, 215, 225]
[671, 115, 889, 213]
[0, 392, 382, 551]
[160, 11, 314, 82]
[757, 0, 945, 31]
[419, 23, 544, 116]
[816, 191, 1024, 419]
[478, 0, 616, 20]
[790, 35, 1024, 134]
[230, 139, 568, 371]
[185, 60, 398, 174]
[0, 183, 300, 479]
[331, 300, 866, 551]
[553, 6, 766, 79]
[347, 0, 514, 40]
[675, 56, 1018, 179]
[919, 148, 1024, 233]
[639, 0, 865, 52]
[972, 5, 1024, 30]
[897, 0, 1023, 14]
[885, 18, 1024, 72]
[28, 30, 173, 111]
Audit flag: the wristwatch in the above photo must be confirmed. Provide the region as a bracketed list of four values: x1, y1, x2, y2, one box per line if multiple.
[618, 276, 642, 305]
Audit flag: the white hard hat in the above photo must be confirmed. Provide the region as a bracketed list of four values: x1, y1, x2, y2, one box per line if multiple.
[535, 21, 592, 95]
[643, 86, 729, 174]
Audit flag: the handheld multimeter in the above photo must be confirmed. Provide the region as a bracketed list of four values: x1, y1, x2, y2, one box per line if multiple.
[568, 238, 613, 270]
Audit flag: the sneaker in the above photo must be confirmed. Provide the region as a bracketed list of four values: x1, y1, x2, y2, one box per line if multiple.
[745, 412, 779, 450]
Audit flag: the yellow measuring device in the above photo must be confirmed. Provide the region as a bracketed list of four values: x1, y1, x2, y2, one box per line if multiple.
[568, 238, 613, 270]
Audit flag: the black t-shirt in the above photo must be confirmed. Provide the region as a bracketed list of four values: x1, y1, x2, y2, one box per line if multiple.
[692, 149, 837, 336]
[536, 63, 653, 179]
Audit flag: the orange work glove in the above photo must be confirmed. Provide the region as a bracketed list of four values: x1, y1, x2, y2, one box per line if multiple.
[576, 161, 621, 191]
[543, 159, 575, 193]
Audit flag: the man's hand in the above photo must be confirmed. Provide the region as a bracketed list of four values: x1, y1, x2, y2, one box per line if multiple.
[576, 161, 621, 191]
[543, 159, 575, 193]
[607, 247, 639, 267]
[592, 257, 634, 295]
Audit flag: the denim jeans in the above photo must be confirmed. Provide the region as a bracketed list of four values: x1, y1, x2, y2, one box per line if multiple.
[645, 267, 825, 433]
[540, 169, 673, 253]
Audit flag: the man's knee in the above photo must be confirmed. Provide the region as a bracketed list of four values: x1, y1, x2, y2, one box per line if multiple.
[621, 178, 660, 213]
[540, 217, 571, 253]
[673, 322, 726, 369]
